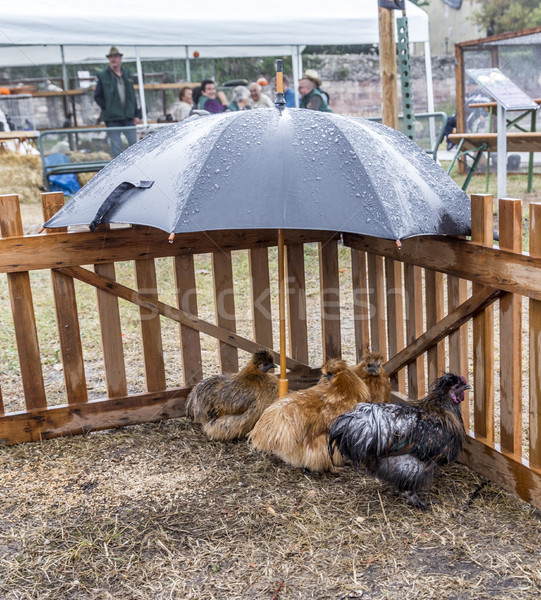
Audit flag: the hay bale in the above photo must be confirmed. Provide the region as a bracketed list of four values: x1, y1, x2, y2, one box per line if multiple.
[0, 151, 43, 204]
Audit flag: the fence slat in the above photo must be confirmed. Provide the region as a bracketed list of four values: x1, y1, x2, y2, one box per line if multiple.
[287, 244, 309, 364]
[319, 240, 341, 360]
[41, 193, 88, 405]
[404, 263, 425, 399]
[213, 251, 238, 373]
[95, 262, 127, 397]
[529, 203, 541, 469]
[425, 269, 445, 383]
[0, 194, 46, 411]
[351, 249, 370, 363]
[447, 275, 469, 424]
[249, 247, 273, 349]
[471, 194, 494, 442]
[499, 198, 523, 456]
[385, 258, 406, 392]
[134, 258, 166, 391]
[174, 255, 203, 386]
[367, 254, 387, 357]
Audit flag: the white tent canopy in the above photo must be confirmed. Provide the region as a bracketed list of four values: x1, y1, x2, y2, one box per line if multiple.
[0, 0, 432, 118]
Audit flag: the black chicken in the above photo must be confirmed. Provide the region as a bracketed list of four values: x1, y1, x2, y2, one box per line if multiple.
[328, 373, 470, 509]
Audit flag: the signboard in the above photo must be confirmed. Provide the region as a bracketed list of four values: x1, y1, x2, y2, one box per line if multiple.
[466, 68, 538, 111]
[378, 0, 405, 9]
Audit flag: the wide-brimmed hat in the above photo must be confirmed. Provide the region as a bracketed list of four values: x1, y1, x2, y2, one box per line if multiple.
[106, 46, 123, 58]
[303, 69, 322, 87]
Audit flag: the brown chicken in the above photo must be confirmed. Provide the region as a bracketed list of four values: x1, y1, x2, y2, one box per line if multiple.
[186, 350, 278, 441]
[249, 359, 369, 472]
[353, 351, 391, 403]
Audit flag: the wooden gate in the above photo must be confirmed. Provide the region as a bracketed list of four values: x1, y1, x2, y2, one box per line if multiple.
[0, 192, 540, 511]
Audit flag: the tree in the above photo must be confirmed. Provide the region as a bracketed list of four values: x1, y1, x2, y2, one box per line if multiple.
[471, 0, 541, 36]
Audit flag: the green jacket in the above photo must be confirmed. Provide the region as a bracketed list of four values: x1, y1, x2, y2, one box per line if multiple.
[300, 88, 332, 112]
[94, 67, 138, 122]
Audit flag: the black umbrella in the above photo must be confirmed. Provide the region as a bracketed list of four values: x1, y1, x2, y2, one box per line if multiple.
[43, 78, 470, 397]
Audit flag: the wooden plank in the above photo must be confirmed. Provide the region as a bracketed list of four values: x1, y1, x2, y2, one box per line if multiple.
[0, 388, 189, 445]
[94, 262, 127, 398]
[384, 287, 505, 376]
[0, 194, 46, 411]
[367, 254, 386, 357]
[499, 198, 523, 456]
[41, 193, 88, 405]
[286, 244, 309, 365]
[174, 255, 203, 386]
[134, 258, 166, 391]
[404, 264, 425, 399]
[385, 259, 406, 392]
[342, 233, 541, 301]
[447, 132, 541, 153]
[471, 194, 494, 442]
[351, 249, 370, 363]
[447, 275, 469, 424]
[249, 247, 273, 348]
[212, 251, 238, 374]
[58, 266, 309, 372]
[319, 240, 341, 360]
[425, 269, 445, 383]
[0, 228, 339, 274]
[530, 203, 541, 469]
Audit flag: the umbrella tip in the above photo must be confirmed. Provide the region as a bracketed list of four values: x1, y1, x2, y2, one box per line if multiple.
[168, 233, 175, 244]
[395, 239, 402, 249]
[37, 225, 45, 234]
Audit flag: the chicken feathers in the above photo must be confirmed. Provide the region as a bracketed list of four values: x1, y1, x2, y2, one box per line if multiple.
[353, 351, 391, 403]
[186, 350, 278, 441]
[249, 359, 369, 472]
[328, 372, 470, 508]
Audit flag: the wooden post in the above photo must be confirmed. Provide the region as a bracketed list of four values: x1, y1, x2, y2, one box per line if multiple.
[425, 269, 445, 383]
[385, 258, 405, 392]
[0, 194, 47, 411]
[212, 251, 238, 374]
[367, 254, 387, 357]
[529, 203, 541, 469]
[404, 263, 425, 399]
[378, 6, 399, 130]
[41, 192, 88, 405]
[471, 194, 494, 442]
[499, 198, 522, 456]
[249, 248, 273, 349]
[287, 244, 309, 365]
[351, 249, 370, 363]
[319, 240, 341, 360]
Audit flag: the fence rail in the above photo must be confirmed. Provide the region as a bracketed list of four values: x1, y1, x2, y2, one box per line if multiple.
[0, 192, 540, 511]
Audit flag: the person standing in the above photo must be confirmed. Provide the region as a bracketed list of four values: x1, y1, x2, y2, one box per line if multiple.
[94, 46, 141, 157]
[298, 78, 332, 112]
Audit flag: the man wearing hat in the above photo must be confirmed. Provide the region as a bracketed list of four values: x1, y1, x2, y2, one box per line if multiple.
[303, 69, 330, 104]
[94, 46, 141, 156]
[299, 77, 332, 112]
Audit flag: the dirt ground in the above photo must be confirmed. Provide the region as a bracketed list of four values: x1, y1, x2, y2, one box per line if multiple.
[1, 419, 540, 600]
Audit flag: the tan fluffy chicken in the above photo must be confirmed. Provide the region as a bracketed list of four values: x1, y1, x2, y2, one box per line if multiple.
[249, 359, 369, 472]
[353, 351, 391, 403]
[186, 350, 278, 441]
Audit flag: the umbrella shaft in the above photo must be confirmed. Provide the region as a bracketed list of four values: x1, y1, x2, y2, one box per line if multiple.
[278, 229, 288, 395]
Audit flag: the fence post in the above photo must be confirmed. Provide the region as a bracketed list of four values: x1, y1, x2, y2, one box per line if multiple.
[499, 198, 523, 456]
[0, 194, 46, 411]
[529, 202, 541, 469]
[471, 194, 494, 442]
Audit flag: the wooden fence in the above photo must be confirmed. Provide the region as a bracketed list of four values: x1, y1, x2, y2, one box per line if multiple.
[0, 192, 540, 511]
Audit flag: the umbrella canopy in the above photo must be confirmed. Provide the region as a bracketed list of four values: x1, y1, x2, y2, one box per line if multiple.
[44, 109, 471, 240]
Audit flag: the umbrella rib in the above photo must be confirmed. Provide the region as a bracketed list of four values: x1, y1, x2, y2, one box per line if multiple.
[56, 265, 310, 374]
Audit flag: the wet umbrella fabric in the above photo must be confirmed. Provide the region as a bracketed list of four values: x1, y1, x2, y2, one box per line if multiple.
[44, 109, 471, 239]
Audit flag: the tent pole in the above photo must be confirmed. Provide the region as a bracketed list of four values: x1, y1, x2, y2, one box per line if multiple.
[60, 45, 71, 124]
[135, 46, 148, 126]
[185, 46, 191, 82]
[291, 45, 300, 108]
[378, 6, 399, 130]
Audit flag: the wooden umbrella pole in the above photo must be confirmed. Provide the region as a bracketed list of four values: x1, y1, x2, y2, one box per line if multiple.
[278, 228, 288, 397]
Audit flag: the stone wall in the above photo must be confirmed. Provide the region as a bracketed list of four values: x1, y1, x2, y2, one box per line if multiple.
[304, 54, 456, 117]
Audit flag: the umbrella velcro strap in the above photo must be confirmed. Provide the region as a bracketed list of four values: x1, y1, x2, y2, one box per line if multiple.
[89, 180, 154, 231]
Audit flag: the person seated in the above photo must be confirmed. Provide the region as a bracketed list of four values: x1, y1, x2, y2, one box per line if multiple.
[249, 82, 274, 109]
[299, 78, 332, 112]
[228, 86, 251, 111]
[170, 86, 193, 121]
[197, 80, 229, 114]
